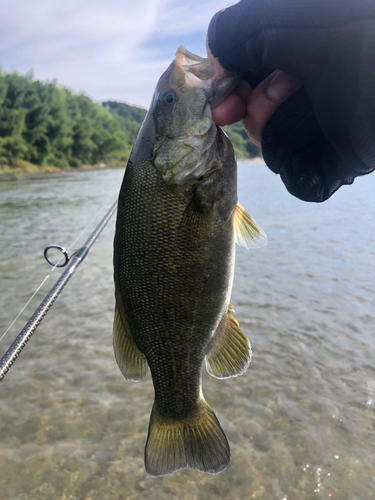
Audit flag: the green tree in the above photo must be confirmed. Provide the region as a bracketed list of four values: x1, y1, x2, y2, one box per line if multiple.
[0, 68, 260, 170]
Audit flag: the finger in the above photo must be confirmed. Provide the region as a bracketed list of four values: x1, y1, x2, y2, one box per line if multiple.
[212, 81, 252, 126]
[206, 36, 252, 126]
[243, 70, 302, 147]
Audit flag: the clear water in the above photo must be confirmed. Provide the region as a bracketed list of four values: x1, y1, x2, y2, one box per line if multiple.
[0, 164, 374, 500]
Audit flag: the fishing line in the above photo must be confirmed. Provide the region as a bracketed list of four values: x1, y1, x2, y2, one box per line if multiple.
[67, 192, 118, 251]
[0, 192, 118, 346]
[0, 275, 51, 344]
[0, 195, 118, 381]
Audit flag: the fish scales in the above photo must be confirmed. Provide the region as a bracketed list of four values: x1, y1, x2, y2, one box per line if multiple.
[113, 46, 267, 476]
[116, 158, 234, 416]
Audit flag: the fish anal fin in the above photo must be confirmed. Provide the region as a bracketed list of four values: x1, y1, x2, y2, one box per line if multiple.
[113, 301, 148, 382]
[233, 202, 267, 249]
[205, 305, 252, 379]
[145, 399, 230, 476]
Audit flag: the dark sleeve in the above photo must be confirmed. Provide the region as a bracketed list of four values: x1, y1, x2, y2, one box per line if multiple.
[207, 0, 375, 202]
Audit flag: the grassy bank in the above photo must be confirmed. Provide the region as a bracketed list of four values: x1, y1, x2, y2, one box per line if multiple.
[0, 155, 263, 182]
[0, 159, 125, 181]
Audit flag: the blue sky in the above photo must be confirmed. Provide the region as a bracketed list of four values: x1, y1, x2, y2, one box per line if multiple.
[0, 0, 236, 108]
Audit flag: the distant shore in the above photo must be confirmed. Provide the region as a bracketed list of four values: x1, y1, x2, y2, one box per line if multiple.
[0, 163, 125, 182]
[238, 157, 264, 164]
[0, 157, 263, 182]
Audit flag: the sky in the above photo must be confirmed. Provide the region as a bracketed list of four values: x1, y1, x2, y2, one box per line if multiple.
[0, 0, 236, 109]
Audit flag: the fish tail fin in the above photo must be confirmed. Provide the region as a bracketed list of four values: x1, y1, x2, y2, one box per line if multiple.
[145, 399, 230, 477]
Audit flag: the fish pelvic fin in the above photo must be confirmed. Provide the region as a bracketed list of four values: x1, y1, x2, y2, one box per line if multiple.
[113, 300, 148, 382]
[205, 305, 252, 379]
[145, 399, 230, 477]
[233, 202, 267, 249]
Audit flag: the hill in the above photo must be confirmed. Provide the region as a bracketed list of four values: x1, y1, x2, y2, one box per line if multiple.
[105, 101, 261, 160]
[0, 70, 260, 173]
[224, 122, 261, 159]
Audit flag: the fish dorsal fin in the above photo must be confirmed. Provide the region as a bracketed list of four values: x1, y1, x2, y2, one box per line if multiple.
[205, 305, 252, 379]
[113, 297, 148, 382]
[233, 202, 267, 249]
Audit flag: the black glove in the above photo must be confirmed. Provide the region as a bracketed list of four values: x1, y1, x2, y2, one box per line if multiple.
[208, 0, 375, 202]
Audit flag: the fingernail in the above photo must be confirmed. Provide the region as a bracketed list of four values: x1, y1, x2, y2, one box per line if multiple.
[266, 71, 301, 102]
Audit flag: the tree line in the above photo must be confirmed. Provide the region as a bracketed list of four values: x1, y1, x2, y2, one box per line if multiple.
[0, 69, 260, 169]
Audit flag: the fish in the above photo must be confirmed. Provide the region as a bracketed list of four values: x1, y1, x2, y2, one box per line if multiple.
[113, 46, 267, 477]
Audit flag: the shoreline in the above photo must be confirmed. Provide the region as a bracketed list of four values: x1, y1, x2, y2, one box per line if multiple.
[238, 157, 264, 165]
[0, 157, 264, 182]
[0, 163, 125, 182]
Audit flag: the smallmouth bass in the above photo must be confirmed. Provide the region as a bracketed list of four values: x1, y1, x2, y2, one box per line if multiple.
[113, 46, 267, 476]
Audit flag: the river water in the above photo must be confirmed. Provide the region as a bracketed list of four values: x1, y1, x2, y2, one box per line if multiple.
[0, 164, 374, 500]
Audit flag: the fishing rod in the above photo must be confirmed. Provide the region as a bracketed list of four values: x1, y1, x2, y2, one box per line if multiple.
[0, 199, 118, 382]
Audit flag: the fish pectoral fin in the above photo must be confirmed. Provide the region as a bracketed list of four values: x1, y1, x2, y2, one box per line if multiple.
[233, 202, 267, 249]
[145, 399, 230, 477]
[205, 305, 252, 379]
[178, 193, 211, 233]
[113, 302, 148, 382]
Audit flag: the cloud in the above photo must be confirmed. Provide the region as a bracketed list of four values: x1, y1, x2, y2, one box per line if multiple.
[0, 0, 237, 107]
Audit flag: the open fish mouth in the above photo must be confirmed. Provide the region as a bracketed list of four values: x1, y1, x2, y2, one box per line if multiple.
[174, 46, 216, 88]
[174, 45, 240, 102]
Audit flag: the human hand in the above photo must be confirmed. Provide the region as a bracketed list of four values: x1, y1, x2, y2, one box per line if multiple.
[206, 43, 301, 148]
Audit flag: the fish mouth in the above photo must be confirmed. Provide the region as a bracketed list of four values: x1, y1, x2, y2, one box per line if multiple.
[174, 46, 240, 104]
[174, 46, 216, 88]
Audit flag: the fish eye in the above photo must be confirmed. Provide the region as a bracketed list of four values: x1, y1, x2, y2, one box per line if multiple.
[160, 89, 176, 108]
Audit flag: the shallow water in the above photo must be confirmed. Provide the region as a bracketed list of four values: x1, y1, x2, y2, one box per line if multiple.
[0, 164, 374, 500]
